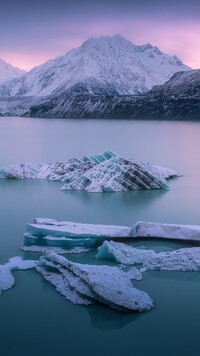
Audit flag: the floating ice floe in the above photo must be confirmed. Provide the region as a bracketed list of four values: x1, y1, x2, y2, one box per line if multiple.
[131, 221, 200, 242]
[96, 241, 200, 271]
[0, 257, 37, 294]
[23, 218, 131, 252]
[23, 219, 200, 252]
[36, 251, 153, 312]
[0, 151, 178, 192]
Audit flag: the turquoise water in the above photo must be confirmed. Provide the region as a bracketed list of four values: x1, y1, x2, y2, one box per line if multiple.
[0, 117, 200, 356]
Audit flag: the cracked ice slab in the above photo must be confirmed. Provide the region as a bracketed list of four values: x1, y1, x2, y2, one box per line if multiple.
[131, 221, 200, 242]
[0, 257, 37, 295]
[23, 218, 131, 251]
[96, 241, 200, 271]
[36, 251, 153, 312]
[0, 151, 178, 192]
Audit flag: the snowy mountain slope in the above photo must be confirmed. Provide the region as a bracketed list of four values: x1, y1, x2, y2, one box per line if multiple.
[0, 35, 191, 97]
[0, 59, 25, 85]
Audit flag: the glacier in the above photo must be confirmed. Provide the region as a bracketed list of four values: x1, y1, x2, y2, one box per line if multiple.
[0, 257, 37, 295]
[0, 151, 178, 193]
[96, 241, 200, 272]
[36, 251, 153, 312]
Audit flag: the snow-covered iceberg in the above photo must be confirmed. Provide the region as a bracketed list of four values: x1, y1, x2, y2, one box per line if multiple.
[36, 251, 153, 312]
[131, 221, 200, 242]
[96, 241, 200, 271]
[0, 257, 37, 295]
[23, 218, 131, 252]
[0, 151, 178, 192]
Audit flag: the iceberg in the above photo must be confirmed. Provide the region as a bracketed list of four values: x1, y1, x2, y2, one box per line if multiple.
[96, 240, 155, 265]
[36, 251, 153, 312]
[0, 257, 37, 295]
[96, 241, 200, 271]
[131, 221, 200, 242]
[0, 151, 178, 192]
[23, 218, 131, 252]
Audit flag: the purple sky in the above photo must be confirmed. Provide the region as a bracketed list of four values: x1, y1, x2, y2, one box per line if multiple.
[0, 0, 199, 71]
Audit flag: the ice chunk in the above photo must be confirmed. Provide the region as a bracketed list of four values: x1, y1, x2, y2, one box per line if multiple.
[23, 218, 131, 251]
[96, 241, 200, 271]
[96, 240, 155, 265]
[36, 251, 153, 312]
[0, 257, 37, 295]
[131, 221, 200, 242]
[0, 151, 178, 192]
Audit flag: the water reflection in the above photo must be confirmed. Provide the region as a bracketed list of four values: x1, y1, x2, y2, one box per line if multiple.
[87, 304, 143, 331]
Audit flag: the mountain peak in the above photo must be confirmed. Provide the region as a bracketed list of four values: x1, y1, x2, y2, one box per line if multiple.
[81, 34, 130, 47]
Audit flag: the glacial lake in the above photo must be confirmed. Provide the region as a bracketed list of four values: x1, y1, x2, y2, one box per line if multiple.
[0, 117, 200, 356]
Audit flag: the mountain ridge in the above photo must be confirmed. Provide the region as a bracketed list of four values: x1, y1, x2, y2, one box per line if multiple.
[0, 68, 199, 120]
[0, 35, 191, 97]
[22, 68, 200, 120]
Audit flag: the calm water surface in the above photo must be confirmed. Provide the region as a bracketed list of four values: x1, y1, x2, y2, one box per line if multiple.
[0, 117, 200, 356]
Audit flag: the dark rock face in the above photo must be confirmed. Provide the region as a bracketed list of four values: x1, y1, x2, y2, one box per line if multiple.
[26, 94, 200, 121]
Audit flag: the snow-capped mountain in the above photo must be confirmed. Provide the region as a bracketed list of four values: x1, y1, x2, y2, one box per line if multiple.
[0, 35, 191, 97]
[0, 59, 25, 85]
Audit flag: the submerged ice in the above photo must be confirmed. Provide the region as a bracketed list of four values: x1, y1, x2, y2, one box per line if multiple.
[36, 251, 153, 312]
[96, 241, 200, 271]
[0, 151, 178, 192]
